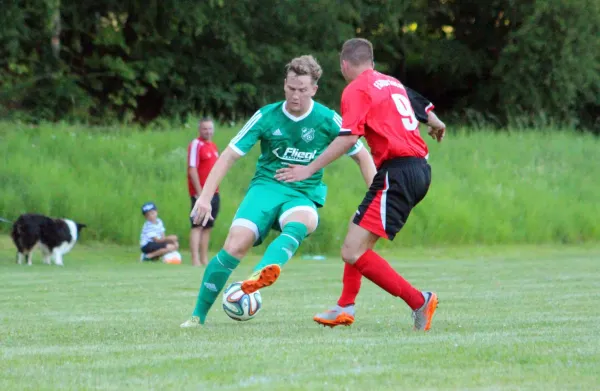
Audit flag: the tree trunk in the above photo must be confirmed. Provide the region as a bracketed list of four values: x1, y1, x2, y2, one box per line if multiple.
[51, 0, 61, 59]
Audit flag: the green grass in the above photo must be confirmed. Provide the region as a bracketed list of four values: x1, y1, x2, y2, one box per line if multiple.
[1, 236, 599, 390]
[1, 121, 600, 253]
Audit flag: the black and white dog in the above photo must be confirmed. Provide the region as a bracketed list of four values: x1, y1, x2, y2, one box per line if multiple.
[7, 214, 86, 266]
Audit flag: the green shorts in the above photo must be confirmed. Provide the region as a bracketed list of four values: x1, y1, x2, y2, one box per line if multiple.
[231, 181, 319, 246]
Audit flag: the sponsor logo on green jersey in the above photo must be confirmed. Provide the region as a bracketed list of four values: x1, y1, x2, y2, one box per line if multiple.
[272, 147, 318, 163]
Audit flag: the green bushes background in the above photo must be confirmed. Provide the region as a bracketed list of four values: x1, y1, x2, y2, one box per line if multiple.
[1, 0, 598, 130]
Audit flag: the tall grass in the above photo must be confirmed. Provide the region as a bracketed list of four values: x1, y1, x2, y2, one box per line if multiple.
[1, 121, 599, 254]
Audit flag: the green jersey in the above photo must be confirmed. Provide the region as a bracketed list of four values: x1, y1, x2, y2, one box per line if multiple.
[229, 100, 363, 207]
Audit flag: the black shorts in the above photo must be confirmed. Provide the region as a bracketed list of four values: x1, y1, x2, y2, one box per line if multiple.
[353, 157, 431, 240]
[190, 193, 220, 228]
[141, 241, 168, 254]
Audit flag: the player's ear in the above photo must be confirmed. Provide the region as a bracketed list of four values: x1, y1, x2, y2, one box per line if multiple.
[311, 84, 318, 96]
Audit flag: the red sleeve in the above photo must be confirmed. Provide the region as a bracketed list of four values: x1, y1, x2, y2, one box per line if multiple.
[339, 85, 370, 136]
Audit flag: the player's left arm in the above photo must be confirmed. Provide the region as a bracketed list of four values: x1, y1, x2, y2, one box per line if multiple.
[154, 222, 167, 242]
[426, 110, 446, 142]
[275, 88, 369, 183]
[276, 135, 359, 183]
[349, 145, 377, 187]
[405, 86, 446, 142]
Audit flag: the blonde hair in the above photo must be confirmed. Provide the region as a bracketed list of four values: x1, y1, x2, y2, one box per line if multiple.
[340, 38, 374, 66]
[285, 55, 323, 84]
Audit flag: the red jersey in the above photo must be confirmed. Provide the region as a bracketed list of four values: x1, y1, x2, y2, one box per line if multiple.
[187, 138, 219, 196]
[339, 69, 434, 168]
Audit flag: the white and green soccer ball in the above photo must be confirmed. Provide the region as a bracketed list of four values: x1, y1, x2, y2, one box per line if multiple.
[222, 282, 262, 321]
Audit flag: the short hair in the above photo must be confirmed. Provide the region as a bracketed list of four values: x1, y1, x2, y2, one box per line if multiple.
[199, 117, 213, 125]
[340, 38, 374, 66]
[285, 55, 322, 84]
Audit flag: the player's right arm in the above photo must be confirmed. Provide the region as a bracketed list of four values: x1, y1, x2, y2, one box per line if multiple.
[191, 111, 263, 225]
[187, 141, 203, 197]
[196, 147, 241, 203]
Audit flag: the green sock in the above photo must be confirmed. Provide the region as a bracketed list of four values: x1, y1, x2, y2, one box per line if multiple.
[192, 249, 240, 323]
[254, 222, 308, 272]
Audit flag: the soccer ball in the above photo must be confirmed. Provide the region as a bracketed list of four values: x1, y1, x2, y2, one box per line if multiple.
[222, 282, 262, 321]
[162, 251, 182, 264]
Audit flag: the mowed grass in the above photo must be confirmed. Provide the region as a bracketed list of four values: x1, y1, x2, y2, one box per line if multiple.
[1, 237, 599, 391]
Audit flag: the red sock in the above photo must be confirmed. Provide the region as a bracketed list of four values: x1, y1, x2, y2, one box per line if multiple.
[353, 249, 425, 310]
[337, 262, 362, 307]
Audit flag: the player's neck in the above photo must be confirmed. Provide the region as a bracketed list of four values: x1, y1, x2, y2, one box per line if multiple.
[283, 99, 314, 120]
[348, 65, 373, 81]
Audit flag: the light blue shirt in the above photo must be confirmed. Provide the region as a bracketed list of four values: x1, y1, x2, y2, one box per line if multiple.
[140, 218, 165, 247]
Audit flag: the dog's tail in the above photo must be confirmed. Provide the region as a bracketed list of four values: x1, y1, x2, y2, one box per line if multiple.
[0, 217, 13, 224]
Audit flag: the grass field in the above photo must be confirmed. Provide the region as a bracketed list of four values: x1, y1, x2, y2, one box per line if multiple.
[1, 236, 599, 390]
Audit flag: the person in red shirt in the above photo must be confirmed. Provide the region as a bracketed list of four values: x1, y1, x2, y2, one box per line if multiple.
[188, 118, 221, 266]
[276, 38, 446, 331]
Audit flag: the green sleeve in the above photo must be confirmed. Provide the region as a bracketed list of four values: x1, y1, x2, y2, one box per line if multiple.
[346, 138, 364, 156]
[332, 111, 364, 156]
[229, 110, 263, 156]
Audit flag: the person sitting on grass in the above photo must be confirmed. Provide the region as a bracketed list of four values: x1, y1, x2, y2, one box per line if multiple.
[140, 202, 179, 261]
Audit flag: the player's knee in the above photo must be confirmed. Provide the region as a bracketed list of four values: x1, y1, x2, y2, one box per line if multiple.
[340, 242, 361, 264]
[223, 240, 250, 259]
[281, 211, 318, 234]
[167, 243, 176, 251]
[299, 215, 318, 234]
[305, 219, 318, 234]
[223, 227, 255, 259]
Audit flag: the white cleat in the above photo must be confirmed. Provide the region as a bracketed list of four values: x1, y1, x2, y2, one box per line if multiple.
[180, 316, 201, 328]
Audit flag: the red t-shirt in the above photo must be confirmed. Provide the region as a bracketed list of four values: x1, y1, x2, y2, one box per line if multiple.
[187, 138, 219, 196]
[339, 69, 434, 168]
